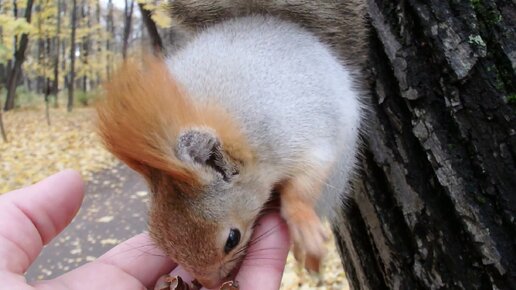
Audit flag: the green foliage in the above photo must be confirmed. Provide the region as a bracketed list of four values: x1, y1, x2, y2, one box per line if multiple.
[1, 0, 151, 111]
[471, 0, 502, 25]
[507, 93, 516, 104]
[470, 0, 481, 9]
[0, 44, 10, 63]
[14, 86, 42, 109]
[0, 15, 34, 64]
[76, 89, 100, 107]
[0, 86, 44, 109]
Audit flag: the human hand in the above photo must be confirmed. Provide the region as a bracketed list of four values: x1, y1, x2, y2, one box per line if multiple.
[0, 170, 290, 290]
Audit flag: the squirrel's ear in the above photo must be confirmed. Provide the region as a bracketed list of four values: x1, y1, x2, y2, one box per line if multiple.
[176, 129, 219, 164]
[175, 129, 238, 182]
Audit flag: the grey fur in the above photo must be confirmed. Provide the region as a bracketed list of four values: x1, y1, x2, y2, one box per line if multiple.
[166, 0, 368, 70]
[167, 15, 363, 222]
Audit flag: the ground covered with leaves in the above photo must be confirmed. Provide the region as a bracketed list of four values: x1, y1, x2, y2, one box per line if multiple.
[0, 107, 117, 193]
[2, 107, 348, 289]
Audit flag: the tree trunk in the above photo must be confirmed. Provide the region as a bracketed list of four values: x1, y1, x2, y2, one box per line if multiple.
[94, 0, 102, 88]
[44, 37, 51, 126]
[335, 0, 516, 289]
[106, 0, 114, 80]
[52, 0, 61, 104]
[0, 89, 7, 142]
[122, 0, 135, 60]
[81, 0, 90, 92]
[67, 0, 77, 112]
[36, 3, 45, 95]
[3, 0, 35, 111]
[138, 3, 163, 55]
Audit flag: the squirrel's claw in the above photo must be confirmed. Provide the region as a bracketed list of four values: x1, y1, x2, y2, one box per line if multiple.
[284, 206, 328, 273]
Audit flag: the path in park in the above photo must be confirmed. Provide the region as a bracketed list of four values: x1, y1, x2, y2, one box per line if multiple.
[26, 163, 150, 281]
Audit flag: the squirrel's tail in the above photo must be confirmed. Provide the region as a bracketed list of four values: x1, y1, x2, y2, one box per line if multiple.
[166, 0, 368, 69]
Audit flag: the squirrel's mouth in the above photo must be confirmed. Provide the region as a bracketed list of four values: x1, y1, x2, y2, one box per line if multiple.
[197, 277, 222, 289]
[220, 255, 242, 278]
[194, 264, 239, 289]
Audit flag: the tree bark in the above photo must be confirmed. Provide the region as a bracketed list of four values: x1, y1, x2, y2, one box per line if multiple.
[67, 0, 77, 112]
[3, 0, 35, 111]
[335, 0, 516, 290]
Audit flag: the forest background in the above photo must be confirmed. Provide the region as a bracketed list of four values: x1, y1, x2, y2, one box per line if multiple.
[0, 0, 172, 193]
[0, 0, 168, 115]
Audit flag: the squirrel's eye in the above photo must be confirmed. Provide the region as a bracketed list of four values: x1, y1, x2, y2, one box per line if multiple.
[224, 229, 241, 254]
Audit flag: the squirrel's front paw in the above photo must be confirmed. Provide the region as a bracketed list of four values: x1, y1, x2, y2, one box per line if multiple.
[282, 207, 328, 272]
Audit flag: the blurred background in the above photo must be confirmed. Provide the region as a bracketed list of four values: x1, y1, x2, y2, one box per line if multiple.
[0, 0, 170, 192]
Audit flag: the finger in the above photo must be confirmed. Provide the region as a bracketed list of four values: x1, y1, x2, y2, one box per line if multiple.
[0, 170, 84, 274]
[96, 233, 177, 288]
[235, 213, 290, 290]
[37, 233, 177, 290]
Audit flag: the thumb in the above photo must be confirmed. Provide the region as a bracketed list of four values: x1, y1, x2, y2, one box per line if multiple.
[0, 170, 84, 274]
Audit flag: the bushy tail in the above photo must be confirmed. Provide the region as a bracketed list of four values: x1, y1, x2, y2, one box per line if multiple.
[167, 0, 368, 69]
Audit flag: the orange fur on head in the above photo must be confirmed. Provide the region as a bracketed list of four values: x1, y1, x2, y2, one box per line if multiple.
[96, 56, 253, 187]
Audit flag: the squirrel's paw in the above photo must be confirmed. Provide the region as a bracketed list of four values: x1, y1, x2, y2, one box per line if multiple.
[283, 207, 328, 272]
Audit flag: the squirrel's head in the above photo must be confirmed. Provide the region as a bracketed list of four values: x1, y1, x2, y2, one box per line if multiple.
[96, 58, 269, 288]
[147, 127, 272, 288]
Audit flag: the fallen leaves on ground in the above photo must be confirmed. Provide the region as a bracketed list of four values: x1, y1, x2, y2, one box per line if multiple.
[0, 107, 117, 193]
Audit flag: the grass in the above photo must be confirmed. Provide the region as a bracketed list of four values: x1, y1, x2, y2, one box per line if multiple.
[0, 85, 102, 109]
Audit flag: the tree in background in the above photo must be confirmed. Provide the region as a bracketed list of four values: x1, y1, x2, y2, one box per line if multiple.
[0, 0, 167, 115]
[105, 0, 114, 80]
[3, 0, 34, 111]
[51, 0, 61, 101]
[138, 2, 162, 55]
[122, 0, 135, 60]
[0, 89, 6, 141]
[67, 0, 77, 112]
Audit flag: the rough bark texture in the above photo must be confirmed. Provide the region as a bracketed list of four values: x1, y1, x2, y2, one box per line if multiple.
[335, 0, 516, 290]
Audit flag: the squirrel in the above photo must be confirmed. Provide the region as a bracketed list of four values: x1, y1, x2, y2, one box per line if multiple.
[96, 0, 368, 288]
